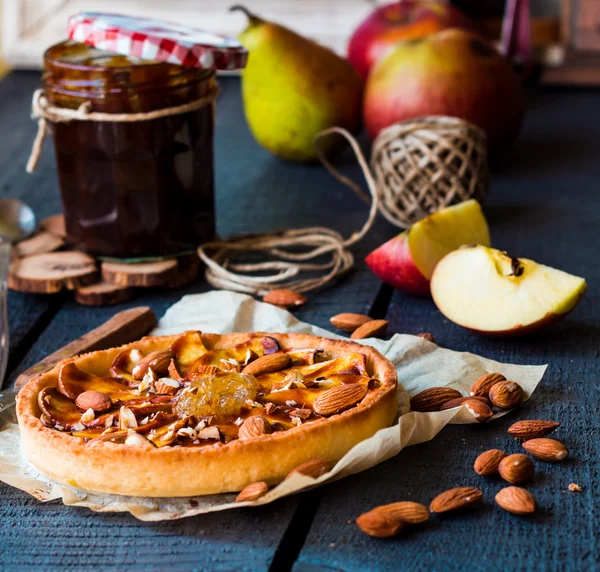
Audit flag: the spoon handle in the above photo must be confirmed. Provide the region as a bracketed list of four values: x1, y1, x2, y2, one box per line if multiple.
[0, 242, 9, 385]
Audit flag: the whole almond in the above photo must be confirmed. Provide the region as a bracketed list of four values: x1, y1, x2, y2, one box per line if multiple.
[242, 353, 292, 376]
[430, 486, 483, 514]
[508, 420, 560, 440]
[474, 449, 507, 476]
[238, 416, 272, 440]
[470, 372, 506, 397]
[378, 501, 430, 525]
[263, 289, 307, 308]
[462, 399, 494, 423]
[495, 486, 536, 515]
[236, 481, 269, 502]
[410, 387, 463, 412]
[498, 453, 534, 484]
[286, 457, 330, 480]
[351, 319, 389, 340]
[417, 332, 435, 343]
[522, 438, 568, 462]
[356, 509, 404, 538]
[440, 396, 491, 410]
[313, 383, 367, 416]
[75, 390, 113, 413]
[330, 312, 372, 332]
[132, 350, 174, 380]
[488, 381, 524, 409]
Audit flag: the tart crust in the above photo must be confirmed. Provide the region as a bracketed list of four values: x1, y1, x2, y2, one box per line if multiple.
[17, 332, 399, 497]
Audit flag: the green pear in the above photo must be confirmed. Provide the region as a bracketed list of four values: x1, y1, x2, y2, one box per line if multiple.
[231, 6, 363, 162]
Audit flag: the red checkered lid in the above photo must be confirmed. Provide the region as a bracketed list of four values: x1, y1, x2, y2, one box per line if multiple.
[68, 12, 247, 70]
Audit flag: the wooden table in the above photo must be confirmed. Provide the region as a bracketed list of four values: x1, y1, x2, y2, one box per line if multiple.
[1, 72, 598, 571]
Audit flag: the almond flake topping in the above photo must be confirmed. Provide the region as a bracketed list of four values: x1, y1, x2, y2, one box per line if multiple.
[177, 427, 197, 439]
[140, 416, 150, 425]
[104, 414, 115, 428]
[234, 417, 244, 426]
[125, 430, 152, 447]
[72, 422, 86, 432]
[80, 408, 95, 423]
[119, 406, 138, 430]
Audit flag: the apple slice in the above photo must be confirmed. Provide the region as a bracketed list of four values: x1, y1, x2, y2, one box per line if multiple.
[431, 245, 587, 336]
[366, 200, 490, 296]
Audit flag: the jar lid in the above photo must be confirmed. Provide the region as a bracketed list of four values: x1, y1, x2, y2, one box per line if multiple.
[68, 12, 248, 70]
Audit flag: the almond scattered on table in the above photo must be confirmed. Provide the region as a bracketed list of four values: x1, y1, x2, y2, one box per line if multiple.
[488, 381, 524, 409]
[350, 319, 389, 340]
[262, 289, 307, 308]
[429, 486, 483, 514]
[498, 453, 534, 484]
[236, 481, 269, 502]
[474, 449, 507, 476]
[507, 419, 561, 440]
[329, 312, 372, 332]
[470, 372, 506, 398]
[522, 438, 569, 462]
[377, 501, 430, 525]
[356, 508, 405, 538]
[285, 457, 330, 480]
[495, 486, 536, 515]
[410, 387, 463, 412]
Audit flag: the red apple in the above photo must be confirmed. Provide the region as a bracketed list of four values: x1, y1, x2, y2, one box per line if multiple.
[365, 199, 490, 296]
[348, 0, 476, 80]
[363, 29, 526, 152]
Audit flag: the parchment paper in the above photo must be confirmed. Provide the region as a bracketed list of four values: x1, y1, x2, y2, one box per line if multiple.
[0, 291, 546, 521]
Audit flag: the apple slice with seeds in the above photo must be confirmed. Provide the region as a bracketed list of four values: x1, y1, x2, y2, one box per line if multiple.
[431, 245, 587, 336]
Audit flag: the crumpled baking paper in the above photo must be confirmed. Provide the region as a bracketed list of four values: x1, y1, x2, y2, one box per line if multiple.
[0, 291, 546, 521]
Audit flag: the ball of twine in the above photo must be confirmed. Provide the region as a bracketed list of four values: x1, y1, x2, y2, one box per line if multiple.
[370, 116, 489, 228]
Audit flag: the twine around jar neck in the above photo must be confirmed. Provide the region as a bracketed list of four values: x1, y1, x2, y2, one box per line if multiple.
[26, 86, 220, 173]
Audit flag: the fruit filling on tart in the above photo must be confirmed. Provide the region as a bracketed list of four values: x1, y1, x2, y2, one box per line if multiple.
[38, 331, 380, 448]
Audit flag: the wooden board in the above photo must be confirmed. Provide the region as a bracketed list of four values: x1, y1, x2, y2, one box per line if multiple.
[102, 259, 179, 287]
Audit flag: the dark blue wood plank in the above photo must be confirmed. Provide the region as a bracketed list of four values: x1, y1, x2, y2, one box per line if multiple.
[1, 72, 394, 570]
[296, 88, 600, 571]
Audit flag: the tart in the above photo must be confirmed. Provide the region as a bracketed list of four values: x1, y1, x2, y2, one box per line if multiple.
[17, 331, 398, 497]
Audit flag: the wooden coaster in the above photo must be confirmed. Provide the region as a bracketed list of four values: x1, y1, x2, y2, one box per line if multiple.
[9, 251, 97, 293]
[166, 255, 200, 289]
[102, 259, 179, 287]
[13, 231, 65, 258]
[75, 280, 134, 306]
[39, 214, 67, 238]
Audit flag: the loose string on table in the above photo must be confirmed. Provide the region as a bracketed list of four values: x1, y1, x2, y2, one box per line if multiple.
[197, 127, 380, 296]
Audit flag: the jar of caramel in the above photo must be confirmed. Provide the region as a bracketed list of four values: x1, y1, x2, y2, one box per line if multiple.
[39, 14, 247, 258]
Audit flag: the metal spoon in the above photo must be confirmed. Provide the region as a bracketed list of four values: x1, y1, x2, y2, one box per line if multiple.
[0, 198, 36, 385]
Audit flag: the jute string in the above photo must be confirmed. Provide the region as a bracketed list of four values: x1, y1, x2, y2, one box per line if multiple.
[198, 127, 380, 295]
[26, 86, 220, 173]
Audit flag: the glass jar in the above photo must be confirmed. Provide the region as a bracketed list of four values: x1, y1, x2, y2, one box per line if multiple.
[43, 41, 217, 258]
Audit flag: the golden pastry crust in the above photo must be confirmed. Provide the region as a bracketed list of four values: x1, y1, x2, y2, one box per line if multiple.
[17, 332, 399, 497]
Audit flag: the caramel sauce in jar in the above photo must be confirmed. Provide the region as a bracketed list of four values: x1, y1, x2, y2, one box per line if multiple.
[43, 41, 217, 257]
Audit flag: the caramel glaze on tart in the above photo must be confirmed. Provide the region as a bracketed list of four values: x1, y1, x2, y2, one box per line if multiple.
[17, 332, 399, 497]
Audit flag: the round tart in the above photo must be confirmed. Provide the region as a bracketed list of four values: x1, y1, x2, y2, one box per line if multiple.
[17, 331, 399, 497]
